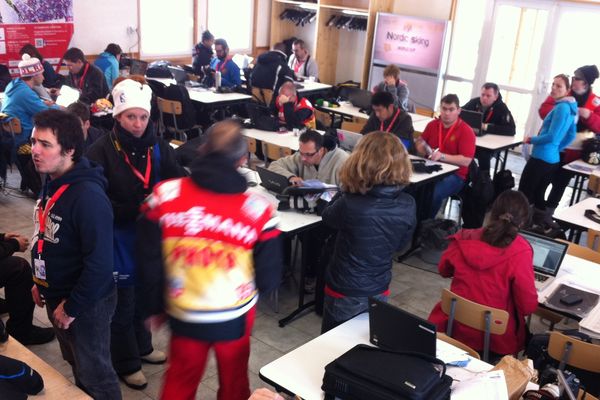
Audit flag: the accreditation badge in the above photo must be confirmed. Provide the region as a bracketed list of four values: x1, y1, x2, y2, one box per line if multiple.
[33, 258, 47, 280]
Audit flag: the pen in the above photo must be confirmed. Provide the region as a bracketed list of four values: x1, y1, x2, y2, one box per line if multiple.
[430, 148, 439, 159]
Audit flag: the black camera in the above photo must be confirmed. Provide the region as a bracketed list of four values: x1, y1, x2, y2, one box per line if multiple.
[539, 366, 580, 399]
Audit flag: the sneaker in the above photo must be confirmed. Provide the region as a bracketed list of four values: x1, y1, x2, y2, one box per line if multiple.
[304, 277, 316, 294]
[120, 370, 147, 390]
[141, 349, 167, 364]
[14, 326, 55, 345]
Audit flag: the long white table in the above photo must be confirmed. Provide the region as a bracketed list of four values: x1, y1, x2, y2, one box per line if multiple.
[146, 77, 252, 105]
[562, 159, 600, 205]
[296, 81, 332, 96]
[553, 197, 600, 241]
[259, 313, 494, 400]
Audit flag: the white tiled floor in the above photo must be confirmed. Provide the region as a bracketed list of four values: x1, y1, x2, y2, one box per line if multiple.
[0, 152, 566, 399]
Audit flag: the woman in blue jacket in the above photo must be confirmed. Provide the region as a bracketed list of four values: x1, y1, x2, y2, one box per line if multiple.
[518, 74, 577, 226]
[94, 43, 122, 90]
[321, 131, 416, 333]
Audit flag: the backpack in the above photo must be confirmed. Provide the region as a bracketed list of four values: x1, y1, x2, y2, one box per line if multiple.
[461, 162, 494, 229]
[493, 169, 515, 200]
[581, 136, 600, 165]
[146, 60, 173, 78]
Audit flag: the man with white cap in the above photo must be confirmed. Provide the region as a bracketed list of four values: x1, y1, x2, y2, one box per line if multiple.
[1, 54, 59, 193]
[87, 77, 185, 390]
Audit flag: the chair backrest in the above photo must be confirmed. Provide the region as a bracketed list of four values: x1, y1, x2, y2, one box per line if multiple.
[437, 332, 481, 360]
[262, 142, 292, 163]
[157, 97, 183, 116]
[2, 117, 22, 135]
[559, 238, 600, 264]
[441, 288, 509, 361]
[548, 331, 600, 373]
[587, 228, 600, 253]
[246, 137, 257, 155]
[252, 87, 274, 106]
[415, 107, 435, 117]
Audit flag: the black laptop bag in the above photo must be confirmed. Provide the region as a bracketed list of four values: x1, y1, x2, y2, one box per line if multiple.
[322, 344, 452, 400]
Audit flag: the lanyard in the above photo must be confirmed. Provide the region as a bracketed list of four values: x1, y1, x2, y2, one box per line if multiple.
[37, 184, 70, 257]
[122, 148, 152, 189]
[216, 57, 231, 72]
[484, 107, 494, 123]
[437, 119, 460, 153]
[74, 63, 90, 90]
[380, 108, 401, 132]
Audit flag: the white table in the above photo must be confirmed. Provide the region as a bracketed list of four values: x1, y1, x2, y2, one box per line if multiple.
[553, 197, 600, 241]
[243, 128, 303, 151]
[146, 77, 252, 105]
[562, 159, 600, 205]
[296, 81, 332, 96]
[538, 253, 600, 304]
[259, 313, 493, 400]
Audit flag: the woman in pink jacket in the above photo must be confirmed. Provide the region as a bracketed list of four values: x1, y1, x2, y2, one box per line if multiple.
[428, 190, 538, 357]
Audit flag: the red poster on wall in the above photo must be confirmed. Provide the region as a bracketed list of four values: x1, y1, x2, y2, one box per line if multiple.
[0, 0, 74, 76]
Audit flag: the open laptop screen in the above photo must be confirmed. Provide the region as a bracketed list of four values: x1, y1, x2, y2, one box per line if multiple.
[520, 230, 568, 276]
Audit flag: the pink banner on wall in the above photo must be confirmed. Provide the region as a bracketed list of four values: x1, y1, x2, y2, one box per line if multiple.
[372, 13, 447, 72]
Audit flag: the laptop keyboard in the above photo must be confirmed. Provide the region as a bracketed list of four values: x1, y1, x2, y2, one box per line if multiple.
[534, 273, 549, 282]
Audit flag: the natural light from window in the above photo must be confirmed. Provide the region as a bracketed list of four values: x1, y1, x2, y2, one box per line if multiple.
[207, 0, 253, 52]
[140, 0, 194, 56]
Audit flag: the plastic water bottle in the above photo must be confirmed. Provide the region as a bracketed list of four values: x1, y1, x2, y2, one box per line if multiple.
[215, 71, 221, 88]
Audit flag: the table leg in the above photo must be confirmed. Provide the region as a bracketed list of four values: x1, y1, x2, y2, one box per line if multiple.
[575, 176, 586, 204]
[569, 175, 581, 206]
[278, 229, 315, 327]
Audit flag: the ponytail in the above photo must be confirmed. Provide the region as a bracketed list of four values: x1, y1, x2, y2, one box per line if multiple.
[481, 191, 529, 248]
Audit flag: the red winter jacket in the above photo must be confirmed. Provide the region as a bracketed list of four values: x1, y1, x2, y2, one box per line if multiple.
[428, 228, 538, 356]
[539, 91, 600, 133]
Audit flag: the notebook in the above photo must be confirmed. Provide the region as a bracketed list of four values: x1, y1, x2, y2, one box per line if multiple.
[520, 230, 568, 292]
[168, 66, 201, 87]
[460, 109, 484, 136]
[256, 166, 290, 194]
[368, 297, 436, 357]
[336, 129, 362, 152]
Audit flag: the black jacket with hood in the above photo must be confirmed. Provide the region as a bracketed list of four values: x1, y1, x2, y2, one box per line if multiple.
[250, 50, 294, 94]
[462, 93, 516, 136]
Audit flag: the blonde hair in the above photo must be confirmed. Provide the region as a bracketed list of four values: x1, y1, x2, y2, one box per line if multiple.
[383, 64, 400, 79]
[113, 74, 147, 87]
[339, 131, 412, 194]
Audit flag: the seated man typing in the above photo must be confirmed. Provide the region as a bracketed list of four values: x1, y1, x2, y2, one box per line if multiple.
[415, 94, 476, 218]
[275, 81, 316, 130]
[361, 91, 414, 152]
[210, 38, 241, 87]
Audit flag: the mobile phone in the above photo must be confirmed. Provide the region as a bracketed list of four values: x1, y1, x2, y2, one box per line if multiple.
[559, 294, 583, 306]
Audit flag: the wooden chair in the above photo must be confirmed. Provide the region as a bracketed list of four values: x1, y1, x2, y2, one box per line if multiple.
[548, 331, 600, 375]
[528, 306, 564, 331]
[156, 96, 201, 142]
[246, 137, 257, 167]
[1, 115, 22, 137]
[415, 107, 435, 118]
[440, 289, 509, 362]
[559, 238, 600, 264]
[261, 142, 292, 166]
[587, 228, 600, 252]
[437, 332, 481, 360]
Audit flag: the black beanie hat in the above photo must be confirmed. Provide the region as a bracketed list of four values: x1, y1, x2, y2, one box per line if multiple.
[575, 65, 599, 86]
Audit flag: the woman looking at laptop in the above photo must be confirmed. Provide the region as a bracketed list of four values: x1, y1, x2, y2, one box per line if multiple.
[320, 131, 416, 333]
[428, 190, 538, 359]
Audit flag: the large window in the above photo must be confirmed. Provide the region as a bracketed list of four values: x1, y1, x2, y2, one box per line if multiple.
[207, 0, 254, 52]
[140, 0, 194, 57]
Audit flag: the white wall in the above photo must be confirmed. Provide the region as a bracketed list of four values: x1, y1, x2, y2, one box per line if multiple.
[71, 1, 139, 54]
[256, 0, 271, 47]
[335, 30, 367, 84]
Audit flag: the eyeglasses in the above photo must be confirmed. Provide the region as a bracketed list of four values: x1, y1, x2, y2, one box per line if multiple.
[572, 76, 584, 81]
[299, 150, 319, 158]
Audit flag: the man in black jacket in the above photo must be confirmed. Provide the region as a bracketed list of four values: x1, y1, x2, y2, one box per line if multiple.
[0, 232, 54, 345]
[53, 47, 109, 104]
[192, 30, 214, 76]
[462, 82, 516, 171]
[361, 91, 415, 153]
[250, 42, 294, 101]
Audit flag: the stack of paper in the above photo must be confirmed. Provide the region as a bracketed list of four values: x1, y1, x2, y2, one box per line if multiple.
[580, 304, 600, 339]
[451, 370, 509, 400]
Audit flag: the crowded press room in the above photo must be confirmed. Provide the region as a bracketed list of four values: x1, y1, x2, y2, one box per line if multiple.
[0, 0, 600, 399]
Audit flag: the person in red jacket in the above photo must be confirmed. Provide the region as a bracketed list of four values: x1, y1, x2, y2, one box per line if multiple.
[539, 64, 600, 217]
[275, 81, 316, 130]
[428, 190, 538, 358]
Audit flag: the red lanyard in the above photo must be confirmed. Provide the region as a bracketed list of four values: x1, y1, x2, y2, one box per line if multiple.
[437, 119, 460, 153]
[380, 108, 401, 132]
[74, 63, 90, 90]
[216, 57, 231, 72]
[121, 148, 152, 189]
[294, 60, 304, 74]
[37, 184, 70, 257]
[484, 107, 494, 123]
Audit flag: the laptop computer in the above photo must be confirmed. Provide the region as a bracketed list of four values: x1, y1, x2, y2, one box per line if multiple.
[168, 66, 202, 87]
[129, 59, 148, 76]
[460, 109, 484, 137]
[368, 297, 436, 357]
[520, 230, 568, 292]
[349, 89, 373, 111]
[336, 129, 362, 152]
[256, 166, 290, 194]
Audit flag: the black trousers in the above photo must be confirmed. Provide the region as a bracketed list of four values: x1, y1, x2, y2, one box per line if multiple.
[0, 256, 35, 339]
[475, 148, 495, 172]
[518, 157, 560, 209]
[110, 286, 154, 376]
[546, 156, 573, 209]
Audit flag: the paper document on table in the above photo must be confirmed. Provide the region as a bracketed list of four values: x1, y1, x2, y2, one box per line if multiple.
[436, 340, 470, 365]
[451, 370, 509, 400]
[580, 304, 600, 339]
[56, 85, 80, 107]
[301, 179, 337, 189]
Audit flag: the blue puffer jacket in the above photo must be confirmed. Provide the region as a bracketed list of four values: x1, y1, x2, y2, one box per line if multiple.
[323, 185, 416, 297]
[531, 97, 577, 164]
